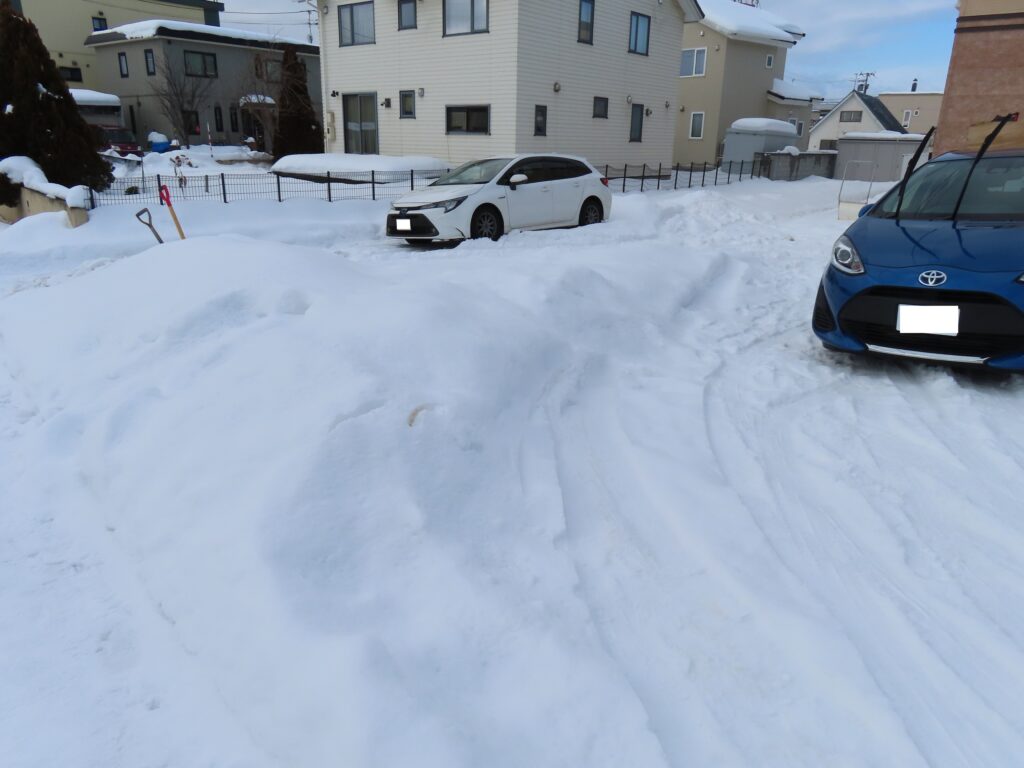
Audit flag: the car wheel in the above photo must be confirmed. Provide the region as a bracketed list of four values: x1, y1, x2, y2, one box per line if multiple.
[405, 239, 422, 246]
[579, 198, 603, 226]
[470, 206, 503, 241]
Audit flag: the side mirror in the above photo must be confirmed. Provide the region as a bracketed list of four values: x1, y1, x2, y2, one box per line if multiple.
[858, 204, 873, 218]
[509, 173, 528, 190]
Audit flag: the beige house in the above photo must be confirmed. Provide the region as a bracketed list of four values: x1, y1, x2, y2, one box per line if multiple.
[318, 0, 704, 167]
[673, 0, 819, 166]
[808, 90, 907, 151]
[878, 87, 944, 135]
[10, 0, 222, 90]
[86, 21, 321, 153]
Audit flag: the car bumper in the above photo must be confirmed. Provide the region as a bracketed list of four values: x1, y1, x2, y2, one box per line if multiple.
[813, 265, 1024, 370]
[386, 208, 467, 241]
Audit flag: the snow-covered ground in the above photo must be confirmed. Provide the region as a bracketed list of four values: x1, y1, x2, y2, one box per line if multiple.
[3, 179, 1024, 768]
[111, 146, 273, 179]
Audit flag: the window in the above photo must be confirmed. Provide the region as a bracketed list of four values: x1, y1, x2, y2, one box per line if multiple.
[680, 47, 706, 77]
[534, 105, 547, 136]
[229, 105, 239, 132]
[689, 111, 704, 139]
[182, 110, 200, 136]
[765, 53, 774, 69]
[593, 96, 608, 119]
[184, 50, 218, 77]
[214, 105, 224, 132]
[629, 103, 643, 142]
[902, 109, 912, 128]
[820, 139, 838, 151]
[788, 118, 804, 137]
[446, 105, 490, 134]
[58, 66, 83, 82]
[628, 12, 650, 55]
[118, 52, 128, 78]
[92, 16, 107, 31]
[398, 0, 416, 29]
[339, 1, 375, 46]
[444, 0, 487, 35]
[578, 0, 594, 44]
[145, 49, 156, 75]
[839, 110, 862, 123]
[399, 89, 415, 118]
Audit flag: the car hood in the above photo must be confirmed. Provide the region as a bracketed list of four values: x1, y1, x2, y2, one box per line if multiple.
[849, 216, 1024, 273]
[392, 184, 483, 208]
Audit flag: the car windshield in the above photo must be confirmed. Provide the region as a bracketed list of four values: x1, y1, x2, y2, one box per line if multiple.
[104, 128, 136, 144]
[432, 158, 511, 186]
[873, 156, 1024, 221]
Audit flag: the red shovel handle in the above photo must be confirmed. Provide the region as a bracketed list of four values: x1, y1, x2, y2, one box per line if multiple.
[159, 185, 172, 206]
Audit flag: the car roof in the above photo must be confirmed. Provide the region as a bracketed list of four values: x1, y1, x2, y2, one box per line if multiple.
[932, 149, 1024, 162]
[480, 153, 593, 164]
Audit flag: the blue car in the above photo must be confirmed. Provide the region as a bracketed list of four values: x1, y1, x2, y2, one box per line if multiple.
[813, 147, 1024, 370]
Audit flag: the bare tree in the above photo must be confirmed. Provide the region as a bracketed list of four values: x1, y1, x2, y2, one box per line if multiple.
[150, 58, 215, 148]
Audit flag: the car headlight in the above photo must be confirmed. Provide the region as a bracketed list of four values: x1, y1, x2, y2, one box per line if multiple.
[831, 235, 865, 275]
[420, 196, 467, 214]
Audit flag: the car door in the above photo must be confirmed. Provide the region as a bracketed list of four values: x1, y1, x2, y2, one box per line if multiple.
[546, 158, 589, 224]
[501, 158, 554, 229]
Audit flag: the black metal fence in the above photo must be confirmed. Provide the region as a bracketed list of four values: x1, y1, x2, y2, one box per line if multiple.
[89, 160, 771, 208]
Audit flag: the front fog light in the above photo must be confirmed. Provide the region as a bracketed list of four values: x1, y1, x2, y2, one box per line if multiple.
[831, 235, 865, 275]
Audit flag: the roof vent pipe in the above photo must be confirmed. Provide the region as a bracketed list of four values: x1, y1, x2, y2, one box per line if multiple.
[911, 78, 918, 93]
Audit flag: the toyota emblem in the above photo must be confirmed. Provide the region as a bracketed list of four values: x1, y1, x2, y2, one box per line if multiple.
[919, 270, 948, 287]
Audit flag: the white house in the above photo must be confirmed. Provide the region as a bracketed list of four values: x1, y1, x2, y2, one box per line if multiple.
[317, 0, 704, 167]
[808, 90, 906, 151]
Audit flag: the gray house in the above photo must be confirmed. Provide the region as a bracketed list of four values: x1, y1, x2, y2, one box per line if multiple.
[86, 20, 322, 153]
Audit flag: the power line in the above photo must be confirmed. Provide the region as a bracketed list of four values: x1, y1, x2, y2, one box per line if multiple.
[222, 9, 311, 14]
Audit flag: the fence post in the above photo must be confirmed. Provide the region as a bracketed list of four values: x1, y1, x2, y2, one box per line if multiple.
[640, 163, 646, 192]
[204, 174, 210, 194]
[715, 164, 720, 186]
[220, 173, 227, 203]
[410, 169, 415, 191]
[604, 164, 609, 180]
[327, 171, 332, 202]
[688, 163, 694, 188]
[727, 161, 732, 184]
[656, 162, 662, 191]
[371, 170, 376, 201]
[622, 164, 628, 194]
[673, 163, 679, 190]
[739, 161, 745, 181]
[276, 173, 282, 202]
[702, 162, 707, 187]
[89, 187, 96, 209]
[157, 174, 163, 204]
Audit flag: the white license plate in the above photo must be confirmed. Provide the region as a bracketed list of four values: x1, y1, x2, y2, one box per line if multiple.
[897, 304, 960, 336]
[395, 218, 412, 231]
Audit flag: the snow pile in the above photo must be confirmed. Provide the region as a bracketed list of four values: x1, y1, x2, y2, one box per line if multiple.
[240, 94, 275, 107]
[148, 131, 169, 144]
[730, 117, 798, 135]
[111, 146, 273, 179]
[842, 131, 926, 140]
[697, 0, 804, 45]
[770, 78, 822, 102]
[272, 153, 449, 175]
[780, 145, 801, 156]
[68, 89, 121, 107]
[0, 156, 89, 208]
[98, 18, 311, 47]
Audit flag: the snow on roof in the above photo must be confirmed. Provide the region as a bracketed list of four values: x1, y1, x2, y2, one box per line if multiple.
[271, 153, 449, 175]
[729, 117, 799, 135]
[769, 78, 822, 102]
[94, 19, 312, 48]
[0, 156, 90, 209]
[240, 95, 275, 107]
[841, 131, 927, 141]
[878, 91, 943, 97]
[69, 89, 121, 107]
[696, 0, 804, 47]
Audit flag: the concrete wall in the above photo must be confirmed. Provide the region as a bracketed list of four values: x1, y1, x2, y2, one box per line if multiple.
[514, 0, 685, 166]
[934, 3, 1024, 154]
[18, 0, 213, 90]
[879, 93, 944, 135]
[92, 39, 321, 150]
[0, 187, 88, 228]
[318, 0, 688, 166]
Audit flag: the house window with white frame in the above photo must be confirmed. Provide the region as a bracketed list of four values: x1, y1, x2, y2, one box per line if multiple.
[680, 48, 706, 77]
[787, 118, 804, 137]
[765, 53, 774, 69]
[689, 111, 704, 139]
[902, 109, 912, 127]
[839, 110, 862, 122]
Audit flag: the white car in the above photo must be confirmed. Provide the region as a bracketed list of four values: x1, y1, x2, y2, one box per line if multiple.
[386, 154, 612, 243]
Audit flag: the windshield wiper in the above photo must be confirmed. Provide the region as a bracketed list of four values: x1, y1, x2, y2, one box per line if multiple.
[894, 126, 935, 221]
[950, 112, 1020, 221]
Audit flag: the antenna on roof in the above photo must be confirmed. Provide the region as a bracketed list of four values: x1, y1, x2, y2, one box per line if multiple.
[732, 0, 760, 6]
[853, 72, 876, 94]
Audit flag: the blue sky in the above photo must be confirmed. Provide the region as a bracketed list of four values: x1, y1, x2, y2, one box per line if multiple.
[224, 0, 960, 100]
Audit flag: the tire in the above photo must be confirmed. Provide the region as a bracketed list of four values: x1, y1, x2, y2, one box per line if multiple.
[405, 239, 422, 245]
[579, 198, 603, 226]
[470, 206, 503, 241]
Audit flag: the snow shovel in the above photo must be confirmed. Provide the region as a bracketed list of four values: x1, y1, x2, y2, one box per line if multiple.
[134, 208, 164, 244]
[159, 184, 187, 240]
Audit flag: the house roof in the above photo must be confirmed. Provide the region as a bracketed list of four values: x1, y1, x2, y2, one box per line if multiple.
[690, 0, 804, 47]
[767, 78, 823, 103]
[810, 90, 906, 134]
[85, 19, 318, 55]
[677, 0, 706, 20]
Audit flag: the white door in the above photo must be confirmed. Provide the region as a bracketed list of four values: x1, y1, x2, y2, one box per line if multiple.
[503, 159, 555, 229]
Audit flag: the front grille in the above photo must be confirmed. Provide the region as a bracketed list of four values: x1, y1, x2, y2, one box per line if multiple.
[387, 213, 439, 238]
[812, 284, 836, 332]
[839, 287, 1024, 359]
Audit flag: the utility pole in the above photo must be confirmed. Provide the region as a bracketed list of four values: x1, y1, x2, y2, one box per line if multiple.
[853, 72, 876, 94]
[296, 0, 318, 44]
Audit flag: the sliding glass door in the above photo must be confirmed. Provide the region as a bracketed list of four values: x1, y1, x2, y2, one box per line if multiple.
[342, 93, 379, 154]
